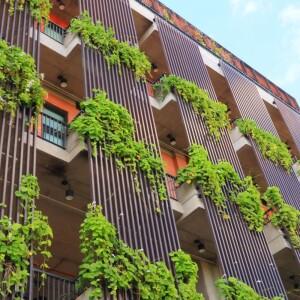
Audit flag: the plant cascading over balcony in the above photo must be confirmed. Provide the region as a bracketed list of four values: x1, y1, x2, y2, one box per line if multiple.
[176, 144, 265, 232]
[177, 144, 300, 247]
[0, 175, 53, 298]
[4, 0, 52, 22]
[69, 11, 152, 80]
[79, 204, 284, 300]
[236, 119, 293, 171]
[153, 75, 230, 140]
[216, 277, 284, 300]
[263, 187, 300, 248]
[78, 204, 204, 300]
[70, 90, 167, 201]
[0, 40, 44, 118]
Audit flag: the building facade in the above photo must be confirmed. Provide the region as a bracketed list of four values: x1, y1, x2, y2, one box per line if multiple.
[0, 0, 300, 299]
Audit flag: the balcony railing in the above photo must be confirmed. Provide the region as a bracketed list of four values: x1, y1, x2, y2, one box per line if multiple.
[166, 174, 177, 201]
[38, 112, 68, 149]
[44, 21, 66, 44]
[29, 268, 77, 300]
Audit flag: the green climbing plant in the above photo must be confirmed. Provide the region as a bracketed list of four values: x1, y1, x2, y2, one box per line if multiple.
[236, 119, 293, 171]
[263, 187, 300, 248]
[176, 144, 265, 231]
[70, 90, 167, 201]
[216, 277, 284, 300]
[170, 250, 205, 300]
[5, 0, 52, 22]
[0, 40, 44, 118]
[153, 75, 230, 140]
[69, 11, 151, 80]
[78, 203, 203, 300]
[233, 177, 265, 232]
[0, 175, 53, 299]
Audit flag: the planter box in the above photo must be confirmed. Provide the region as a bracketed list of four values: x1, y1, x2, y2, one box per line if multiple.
[229, 126, 251, 152]
[263, 223, 291, 255]
[149, 92, 177, 110]
[176, 183, 205, 220]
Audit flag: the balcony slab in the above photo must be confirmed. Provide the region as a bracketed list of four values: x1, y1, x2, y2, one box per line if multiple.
[229, 126, 251, 152]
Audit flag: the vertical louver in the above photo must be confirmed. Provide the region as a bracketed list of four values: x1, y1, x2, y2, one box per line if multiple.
[157, 18, 287, 298]
[275, 99, 300, 155]
[79, 0, 179, 267]
[0, 1, 40, 298]
[221, 60, 300, 263]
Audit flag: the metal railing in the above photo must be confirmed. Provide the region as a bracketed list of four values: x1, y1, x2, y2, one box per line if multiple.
[30, 268, 77, 300]
[38, 112, 68, 148]
[44, 21, 66, 44]
[165, 174, 177, 200]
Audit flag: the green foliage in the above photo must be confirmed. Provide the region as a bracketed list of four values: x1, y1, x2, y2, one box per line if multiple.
[70, 90, 167, 201]
[176, 144, 232, 213]
[234, 177, 264, 232]
[0, 40, 44, 118]
[69, 11, 151, 80]
[177, 144, 265, 231]
[79, 204, 202, 300]
[0, 175, 52, 298]
[263, 187, 300, 248]
[153, 75, 230, 140]
[5, 0, 52, 22]
[216, 277, 284, 300]
[170, 250, 205, 300]
[236, 119, 293, 171]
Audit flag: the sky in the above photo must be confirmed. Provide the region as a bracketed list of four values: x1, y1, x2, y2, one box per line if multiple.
[159, 0, 300, 104]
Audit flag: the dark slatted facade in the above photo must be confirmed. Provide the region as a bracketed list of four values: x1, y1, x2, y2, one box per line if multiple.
[156, 18, 287, 298]
[79, 0, 179, 269]
[220, 61, 300, 263]
[0, 1, 40, 298]
[275, 99, 300, 155]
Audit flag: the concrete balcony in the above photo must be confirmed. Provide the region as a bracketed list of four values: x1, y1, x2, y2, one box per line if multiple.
[176, 183, 205, 220]
[36, 130, 84, 163]
[149, 91, 177, 110]
[264, 224, 300, 298]
[229, 126, 251, 152]
[40, 29, 81, 58]
[264, 223, 292, 255]
[31, 21, 81, 58]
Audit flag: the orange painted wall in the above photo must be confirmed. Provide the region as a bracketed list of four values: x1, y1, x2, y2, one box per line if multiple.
[37, 90, 79, 136]
[45, 91, 79, 123]
[161, 150, 187, 176]
[49, 13, 69, 29]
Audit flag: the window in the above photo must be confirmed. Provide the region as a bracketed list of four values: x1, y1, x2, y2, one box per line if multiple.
[42, 106, 67, 148]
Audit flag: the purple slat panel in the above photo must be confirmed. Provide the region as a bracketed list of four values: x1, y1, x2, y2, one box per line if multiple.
[275, 99, 300, 154]
[156, 18, 287, 298]
[0, 1, 40, 299]
[220, 60, 300, 264]
[79, 0, 180, 270]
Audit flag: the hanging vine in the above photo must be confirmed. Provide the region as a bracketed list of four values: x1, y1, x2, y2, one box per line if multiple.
[70, 90, 167, 201]
[0, 40, 44, 118]
[78, 204, 203, 300]
[170, 250, 205, 300]
[176, 144, 265, 231]
[216, 277, 284, 300]
[236, 119, 293, 171]
[0, 175, 53, 299]
[4, 0, 52, 22]
[153, 75, 230, 140]
[69, 11, 151, 80]
[263, 187, 300, 248]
